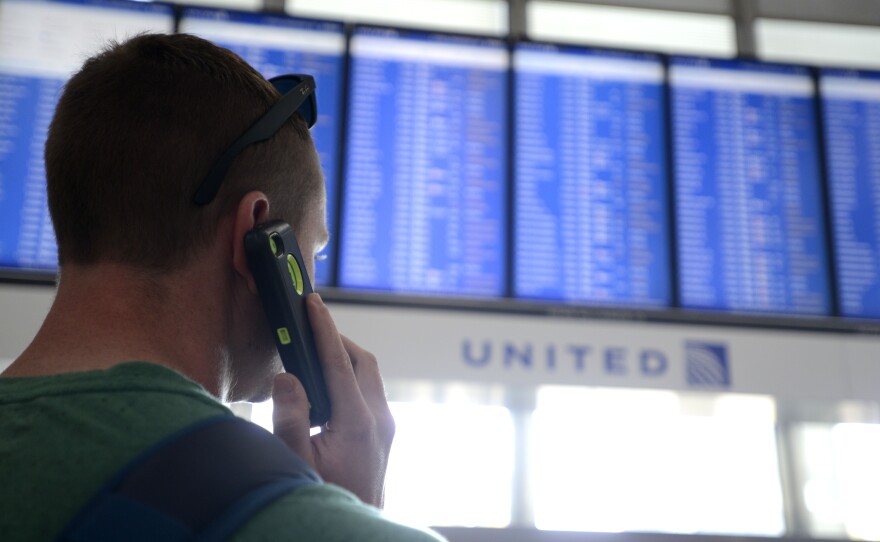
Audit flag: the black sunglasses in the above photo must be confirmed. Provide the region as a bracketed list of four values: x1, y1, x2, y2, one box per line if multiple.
[193, 74, 318, 206]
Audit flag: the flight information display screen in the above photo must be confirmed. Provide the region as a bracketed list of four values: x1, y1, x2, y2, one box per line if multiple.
[0, 0, 173, 274]
[671, 57, 831, 315]
[821, 68, 880, 318]
[180, 9, 346, 286]
[514, 43, 670, 307]
[339, 27, 508, 296]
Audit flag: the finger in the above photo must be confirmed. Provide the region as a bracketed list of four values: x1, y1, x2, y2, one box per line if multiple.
[272, 373, 314, 466]
[341, 336, 395, 442]
[306, 294, 370, 431]
[340, 336, 387, 411]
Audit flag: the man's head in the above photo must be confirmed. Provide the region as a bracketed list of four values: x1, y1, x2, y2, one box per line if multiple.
[45, 33, 326, 274]
[43, 33, 329, 400]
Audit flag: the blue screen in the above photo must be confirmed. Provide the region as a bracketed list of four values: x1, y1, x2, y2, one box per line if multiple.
[671, 57, 831, 315]
[0, 73, 63, 271]
[0, 0, 174, 273]
[339, 28, 508, 296]
[514, 43, 670, 307]
[181, 9, 346, 287]
[821, 68, 880, 318]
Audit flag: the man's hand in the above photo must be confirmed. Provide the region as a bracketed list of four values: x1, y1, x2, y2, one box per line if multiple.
[271, 294, 394, 508]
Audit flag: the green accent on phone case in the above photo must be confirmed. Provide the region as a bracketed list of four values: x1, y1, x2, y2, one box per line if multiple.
[277, 327, 291, 345]
[287, 255, 304, 295]
[269, 234, 279, 256]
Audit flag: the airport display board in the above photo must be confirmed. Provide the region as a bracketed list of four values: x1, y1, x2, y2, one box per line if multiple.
[339, 27, 509, 297]
[5, 5, 880, 325]
[670, 57, 831, 315]
[513, 43, 670, 307]
[820, 68, 880, 318]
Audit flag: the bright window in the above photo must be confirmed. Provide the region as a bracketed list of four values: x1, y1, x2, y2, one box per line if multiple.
[384, 401, 514, 527]
[527, 1, 736, 57]
[756, 19, 880, 70]
[249, 399, 274, 432]
[531, 386, 784, 535]
[832, 424, 880, 540]
[286, 0, 508, 36]
[793, 420, 880, 540]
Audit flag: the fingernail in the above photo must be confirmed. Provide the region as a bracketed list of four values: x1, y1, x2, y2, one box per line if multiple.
[314, 293, 324, 305]
[273, 377, 296, 399]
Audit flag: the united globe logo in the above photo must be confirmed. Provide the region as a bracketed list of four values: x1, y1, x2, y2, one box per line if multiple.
[685, 341, 731, 388]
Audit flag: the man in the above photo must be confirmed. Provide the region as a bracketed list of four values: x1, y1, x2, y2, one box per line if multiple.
[0, 33, 442, 540]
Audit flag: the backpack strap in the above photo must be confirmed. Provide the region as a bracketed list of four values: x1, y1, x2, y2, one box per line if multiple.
[58, 415, 321, 542]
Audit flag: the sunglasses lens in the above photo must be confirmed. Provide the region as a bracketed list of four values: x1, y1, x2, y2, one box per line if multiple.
[270, 76, 299, 94]
[269, 75, 317, 128]
[298, 98, 317, 127]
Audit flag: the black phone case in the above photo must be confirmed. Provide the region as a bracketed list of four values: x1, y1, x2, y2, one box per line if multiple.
[245, 220, 331, 427]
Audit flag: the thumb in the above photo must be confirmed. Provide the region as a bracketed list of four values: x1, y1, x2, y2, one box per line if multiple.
[272, 373, 314, 466]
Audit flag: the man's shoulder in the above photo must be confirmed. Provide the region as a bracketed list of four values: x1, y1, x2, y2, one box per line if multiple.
[234, 483, 446, 542]
[0, 361, 231, 542]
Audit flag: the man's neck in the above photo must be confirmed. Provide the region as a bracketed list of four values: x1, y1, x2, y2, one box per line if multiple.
[3, 262, 233, 399]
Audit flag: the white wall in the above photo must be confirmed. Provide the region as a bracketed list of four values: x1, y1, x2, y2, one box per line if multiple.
[0, 283, 54, 367]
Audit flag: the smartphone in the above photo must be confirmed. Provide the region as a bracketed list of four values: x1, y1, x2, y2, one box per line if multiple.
[245, 220, 331, 427]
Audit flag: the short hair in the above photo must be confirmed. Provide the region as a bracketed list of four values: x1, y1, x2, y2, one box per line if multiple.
[45, 33, 321, 271]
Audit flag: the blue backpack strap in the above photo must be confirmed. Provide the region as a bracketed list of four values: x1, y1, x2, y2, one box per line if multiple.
[58, 415, 321, 542]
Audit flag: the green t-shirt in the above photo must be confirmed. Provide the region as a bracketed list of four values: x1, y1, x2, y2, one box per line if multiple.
[0, 362, 443, 541]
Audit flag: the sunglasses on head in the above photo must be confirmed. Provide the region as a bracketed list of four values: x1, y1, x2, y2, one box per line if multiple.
[193, 74, 317, 206]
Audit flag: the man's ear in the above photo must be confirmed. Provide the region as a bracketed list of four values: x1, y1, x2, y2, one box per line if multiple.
[231, 191, 271, 294]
